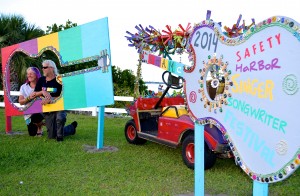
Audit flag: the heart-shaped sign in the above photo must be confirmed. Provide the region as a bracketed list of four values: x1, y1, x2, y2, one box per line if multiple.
[184, 16, 300, 183]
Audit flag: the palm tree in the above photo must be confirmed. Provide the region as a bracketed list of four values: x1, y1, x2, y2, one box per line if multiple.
[0, 14, 44, 102]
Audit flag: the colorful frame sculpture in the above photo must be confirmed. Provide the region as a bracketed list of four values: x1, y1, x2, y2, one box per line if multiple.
[2, 17, 114, 134]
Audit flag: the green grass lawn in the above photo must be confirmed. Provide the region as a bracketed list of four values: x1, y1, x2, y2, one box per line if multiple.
[0, 108, 299, 195]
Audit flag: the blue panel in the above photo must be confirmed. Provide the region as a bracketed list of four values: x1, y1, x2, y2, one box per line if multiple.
[84, 67, 114, 107]
[174, 62, 184, 77]
[81, 17, 110, 58]
[168, 60, 184, 77]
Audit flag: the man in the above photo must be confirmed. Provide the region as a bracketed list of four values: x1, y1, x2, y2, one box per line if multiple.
[33, 60, 77, 141]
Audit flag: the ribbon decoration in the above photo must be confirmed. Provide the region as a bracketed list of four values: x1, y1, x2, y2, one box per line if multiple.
[224, 14, 256, 38]
[125, 24, 192, 57]
[125, 10, 255, 58]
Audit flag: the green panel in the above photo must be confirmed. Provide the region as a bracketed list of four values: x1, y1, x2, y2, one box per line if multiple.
[62, 74, 87, 109]
[58, 26, 83, 62]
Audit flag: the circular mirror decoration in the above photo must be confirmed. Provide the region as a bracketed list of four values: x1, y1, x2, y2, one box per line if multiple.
[198, 54, 232, 113]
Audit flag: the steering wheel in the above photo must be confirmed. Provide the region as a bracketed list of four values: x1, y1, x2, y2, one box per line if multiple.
[162, 71, 184, 89]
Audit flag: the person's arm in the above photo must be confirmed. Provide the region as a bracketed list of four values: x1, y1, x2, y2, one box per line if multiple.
[34, 77, 43, 96]
[18, 85, 33, 105]
[18, 94, 32, 105]
[33, 90, 50, 98]
[34, 77, 51, 99]
[34, 77, 54, 105]
[31, 90, 52, 105]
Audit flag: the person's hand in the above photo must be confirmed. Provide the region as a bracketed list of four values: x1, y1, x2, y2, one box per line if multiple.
[29, 92, 36, 99]
[42, 90, 51, 100]
[41, 97, 51, 105]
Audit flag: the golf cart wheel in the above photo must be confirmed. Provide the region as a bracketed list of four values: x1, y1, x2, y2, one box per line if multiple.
[204, 141, 217, 170]
[182, 134, 195, 169]
[182, 134, 217, 170]
[125, 120, 146, 145]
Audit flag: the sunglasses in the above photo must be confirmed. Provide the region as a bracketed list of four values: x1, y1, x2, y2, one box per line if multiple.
[42, 66, 50, 69]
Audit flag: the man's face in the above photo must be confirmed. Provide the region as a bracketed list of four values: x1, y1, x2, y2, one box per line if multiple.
[42, 63, 53, 76]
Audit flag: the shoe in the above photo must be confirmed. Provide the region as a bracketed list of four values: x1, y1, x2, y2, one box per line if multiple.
[71, 121, 77, 128]
[57, 137, 64, 142]
[71, 121, 77, 135]
[36, 132, 43, 137]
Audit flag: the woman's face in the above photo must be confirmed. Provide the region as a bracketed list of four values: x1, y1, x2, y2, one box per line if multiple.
[27, 69, 37, 83]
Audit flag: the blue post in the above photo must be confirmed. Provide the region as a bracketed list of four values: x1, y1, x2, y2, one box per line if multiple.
[253, 181, 268, 196]
[195, 123, 204, 196]
[96, 106, 105, 149]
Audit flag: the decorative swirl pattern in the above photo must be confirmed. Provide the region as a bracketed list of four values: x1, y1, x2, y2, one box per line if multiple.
[276, 140, 288, 155]
[283, 74, 298, 95]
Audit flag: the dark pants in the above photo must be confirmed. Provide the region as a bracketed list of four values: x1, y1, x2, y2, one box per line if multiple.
[27, 113, 44, 136]
[43, 111, 75, 139]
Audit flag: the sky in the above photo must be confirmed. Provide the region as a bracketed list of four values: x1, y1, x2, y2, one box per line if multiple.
[1, 0, 300, 89]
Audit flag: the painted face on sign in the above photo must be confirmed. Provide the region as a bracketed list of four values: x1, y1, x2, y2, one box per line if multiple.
[184, 16, 300, 183]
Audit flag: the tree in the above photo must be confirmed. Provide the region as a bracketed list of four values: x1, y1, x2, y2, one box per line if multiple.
[110, 65, 148, 108]
[0, 14, 44, 102]
[112, 65, 147, 96]
[45, 19, 77, 34]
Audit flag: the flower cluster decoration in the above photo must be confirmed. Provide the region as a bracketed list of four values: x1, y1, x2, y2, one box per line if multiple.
[125, 23, 192, 60]
[125, 10, 256, 61]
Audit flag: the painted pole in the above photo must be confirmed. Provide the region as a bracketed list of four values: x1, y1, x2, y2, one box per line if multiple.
[195, 122, 204, 196]
[96, 106, 105, 149]
[253, 181, 268, 196]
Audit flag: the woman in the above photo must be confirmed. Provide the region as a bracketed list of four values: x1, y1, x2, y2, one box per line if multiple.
[18, 67, 44, 136]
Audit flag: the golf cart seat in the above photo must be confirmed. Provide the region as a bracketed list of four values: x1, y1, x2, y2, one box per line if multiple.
[161, 105, 188, 118]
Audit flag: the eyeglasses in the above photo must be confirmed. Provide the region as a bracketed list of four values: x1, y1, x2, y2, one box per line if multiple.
[42, 66, 49, 69]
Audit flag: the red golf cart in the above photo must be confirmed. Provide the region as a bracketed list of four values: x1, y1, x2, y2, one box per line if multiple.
[124, 71, 232, 169]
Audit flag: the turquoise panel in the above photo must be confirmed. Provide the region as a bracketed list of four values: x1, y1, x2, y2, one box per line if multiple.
[81, 17, 110, 58]
[175, 63, 184, 77]
[58, 26, 83, 62]
[62, 74, 87, 109]
[84, 67, 114, 107]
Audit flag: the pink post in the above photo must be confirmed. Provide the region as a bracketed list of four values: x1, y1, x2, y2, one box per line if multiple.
[5, 116, 12, 134]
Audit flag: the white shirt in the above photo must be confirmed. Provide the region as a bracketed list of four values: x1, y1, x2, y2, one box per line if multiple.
[19, 83, 34, 121]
